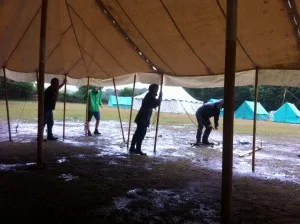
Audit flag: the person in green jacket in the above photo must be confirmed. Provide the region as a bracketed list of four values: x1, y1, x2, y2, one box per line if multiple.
[86, 87, 103, 136]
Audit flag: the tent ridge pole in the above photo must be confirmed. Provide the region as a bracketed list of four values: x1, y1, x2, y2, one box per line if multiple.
[252, 67, 259, 172]
[113, 78, 125, 142]
[3, 67, 12, 142]
[127, 75, 136, 149]
[154, 74, 164, 153]
[37, 0, 48, 168]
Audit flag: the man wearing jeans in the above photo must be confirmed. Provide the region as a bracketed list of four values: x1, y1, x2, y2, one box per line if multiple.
[44, 78, 66, 140]
[86, 87, 103, 136]
[195, 99, 224, 145]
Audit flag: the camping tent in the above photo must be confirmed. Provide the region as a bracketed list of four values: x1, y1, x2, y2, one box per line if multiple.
[133, 86, 203, 114]
[273, 102, 300, 124]
[108, 96, 132, 109]
[234, 101, 269, 120]
[208, 99, 224, 117]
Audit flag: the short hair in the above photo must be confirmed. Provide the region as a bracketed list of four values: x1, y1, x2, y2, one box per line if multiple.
[148, 84, 158, 92]
[51, 78, 59, 85]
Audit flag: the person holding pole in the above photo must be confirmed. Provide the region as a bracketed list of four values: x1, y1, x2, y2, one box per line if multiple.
[86, 86, 103, 136]
[129, 84, 162, 155]
[194, 99, 224, 146]
[44, 78, 66, 140]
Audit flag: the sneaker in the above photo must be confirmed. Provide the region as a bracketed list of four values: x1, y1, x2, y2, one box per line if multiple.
[94, 129, 101, 135]
[47, 136, 58, 141]
[135, 149, 147, 156]
[88, 130, 92, 136]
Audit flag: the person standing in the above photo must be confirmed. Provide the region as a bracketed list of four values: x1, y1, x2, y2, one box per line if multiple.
[44, 78, 66, 140]
[195, 99, 224, 145]
[129, 84, 162, 155]
[86, 87, 103, 136]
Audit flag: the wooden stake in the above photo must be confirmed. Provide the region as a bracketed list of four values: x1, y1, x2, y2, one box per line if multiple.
[37, 0, 48, 167]
[252, 68, 259, 172]
[127, 75, 136, 149]
[85, 77, 90, 137]
[221, 0, 238, 223]
[113, 78, 125, 142]
[3, 67, 12, 142]
[63, 74, 67, 140]
[154, 74, 164, 153]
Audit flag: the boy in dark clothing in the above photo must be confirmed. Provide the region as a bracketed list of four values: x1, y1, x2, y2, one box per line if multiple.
[195, 99, 224, 145]
[44, 78, 66, 140]
[129, 84, 162, 155]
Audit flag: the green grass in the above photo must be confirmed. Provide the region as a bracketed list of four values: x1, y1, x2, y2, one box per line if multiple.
[0, 100, 299, 137]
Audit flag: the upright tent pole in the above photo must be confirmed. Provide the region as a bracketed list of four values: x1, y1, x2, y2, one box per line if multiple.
[85, 76, 90, 137]
[127, 75, 136, 149]
[63, 74, 67, 140]
[113, 78, 125, 142]
[252, 68, 259, 172]
[3, 67, 12, 142]
[37, 0, 48, 167]
[154, 74, 164, 153]
[222, 0, 238, 223]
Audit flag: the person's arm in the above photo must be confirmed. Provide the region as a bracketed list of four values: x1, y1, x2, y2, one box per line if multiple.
[214, 110, 220, 129]
[58, 79, 67, 89]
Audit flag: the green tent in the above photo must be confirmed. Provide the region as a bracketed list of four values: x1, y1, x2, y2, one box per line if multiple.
[208, 98, 224, 117]
[234, 101, 269, 120]
[108, 95, 132, 109]
[273, 102, 300, 124]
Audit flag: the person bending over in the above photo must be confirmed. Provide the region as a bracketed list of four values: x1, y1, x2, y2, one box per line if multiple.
[195, 99, 224, 145]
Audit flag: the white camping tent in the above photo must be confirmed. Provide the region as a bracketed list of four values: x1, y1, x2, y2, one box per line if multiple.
[133, 86, 203, 114]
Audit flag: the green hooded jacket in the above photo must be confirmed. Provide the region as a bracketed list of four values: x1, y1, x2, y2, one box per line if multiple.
[88, 89, 102, 112]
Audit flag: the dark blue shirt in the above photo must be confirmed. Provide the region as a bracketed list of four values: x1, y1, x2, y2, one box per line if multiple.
[196, 102, 221, 127]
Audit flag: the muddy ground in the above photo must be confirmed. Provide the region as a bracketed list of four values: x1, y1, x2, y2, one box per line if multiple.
[0, 120, 299, 223]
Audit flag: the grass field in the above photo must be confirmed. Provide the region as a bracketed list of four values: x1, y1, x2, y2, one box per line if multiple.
[0, 100, 299, 137]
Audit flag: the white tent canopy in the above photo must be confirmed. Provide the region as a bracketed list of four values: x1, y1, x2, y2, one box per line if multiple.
[133, 86, 203, 114]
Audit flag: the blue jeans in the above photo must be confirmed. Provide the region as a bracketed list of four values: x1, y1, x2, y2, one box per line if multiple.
[44, 109, 54, 137]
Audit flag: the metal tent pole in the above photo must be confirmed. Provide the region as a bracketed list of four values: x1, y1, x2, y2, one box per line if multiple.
[3, 67, 12, 142]
[252, 68, 259, 172]
[154, 74, 163, 153]
[37, 0, 48, 167]
[113, 78, 125, 142]
[221, 0, 238, 223]
[63, 74, 67, 140]
[127, 75, 136, 149]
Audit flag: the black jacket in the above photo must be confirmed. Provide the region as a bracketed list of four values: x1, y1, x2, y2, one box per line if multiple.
[135, 92, 161, 127]
[196, 102, 221, 127]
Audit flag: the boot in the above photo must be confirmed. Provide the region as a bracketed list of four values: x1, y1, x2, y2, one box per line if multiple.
[88, 130, 92, 136]
[94, 129, 101, 135]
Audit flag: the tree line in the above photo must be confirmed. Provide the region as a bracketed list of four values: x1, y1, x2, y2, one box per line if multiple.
[1, 77, 299, 111]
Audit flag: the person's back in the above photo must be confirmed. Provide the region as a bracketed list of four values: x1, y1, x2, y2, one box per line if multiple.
[197, 102, 220, 119]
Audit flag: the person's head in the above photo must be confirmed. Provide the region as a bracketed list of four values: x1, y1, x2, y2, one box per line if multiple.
[93, 87, 99, 93]
[148, 84, 159, 96]
[216, 99, 224, 109]
[50, 78, 59, 89]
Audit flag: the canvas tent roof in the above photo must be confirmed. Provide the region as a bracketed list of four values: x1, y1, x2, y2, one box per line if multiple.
[1, 0, 300, 87]
[234, 100, 269, 120]
[273, 102, 300, 123]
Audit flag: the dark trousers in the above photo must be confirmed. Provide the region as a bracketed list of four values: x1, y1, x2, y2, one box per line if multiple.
[196, 112, 212, 143]
[44, 109, 54, 137]
[130, 124, 147, 151]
